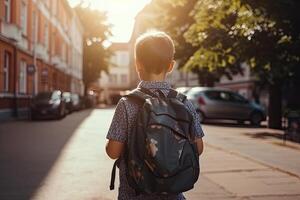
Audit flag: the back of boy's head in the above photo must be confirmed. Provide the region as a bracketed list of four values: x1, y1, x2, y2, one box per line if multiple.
[135, 31, 175, 74]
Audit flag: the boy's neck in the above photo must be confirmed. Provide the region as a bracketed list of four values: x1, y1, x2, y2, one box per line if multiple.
[141, 73, 167, 82]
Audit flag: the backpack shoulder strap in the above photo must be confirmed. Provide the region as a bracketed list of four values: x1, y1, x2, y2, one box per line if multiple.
[167, 89, 187, 102]
[110, 159, 120, 190]
[124, 88, 152, 103]
[177, 92, 187, 102]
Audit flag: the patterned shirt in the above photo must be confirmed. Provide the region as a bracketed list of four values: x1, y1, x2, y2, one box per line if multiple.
[107, 80, 204, 200]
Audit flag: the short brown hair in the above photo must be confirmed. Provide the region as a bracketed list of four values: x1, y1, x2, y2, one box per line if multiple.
[135, 31, 175, 74]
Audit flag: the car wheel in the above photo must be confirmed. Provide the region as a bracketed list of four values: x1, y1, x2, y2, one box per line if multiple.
[250, 112, 263, 126]
[198, 111, 206, 123]
[237, 120, 245, 125]
[57, 106, 65, 119]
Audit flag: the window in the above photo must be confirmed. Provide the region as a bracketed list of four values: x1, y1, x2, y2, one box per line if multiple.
[44, 21, 49, 49]
[52, 91, 61, 100]
[31, 10, 38, 43]
[19, 61, 27, 94]
[52, 0, 57, 15]
[20, 1, 28, 35]
[205, 91, 222, 101]
[219, 92, 231, 101]
[4, 0, 11, 23]
[229, 93, 248, 104]
[3, 52, 10, 92]
[121, 74, 127, 83]
[109, 74, 117, 84]
[62, 43, 66, 61]
[118, 52, 129, 66]
[52, 32, 56, 55]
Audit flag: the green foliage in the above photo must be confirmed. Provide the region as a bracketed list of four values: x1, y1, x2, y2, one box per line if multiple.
[141, 0, 198, 67]
[184, 0, 300, 85]
[74, 5, 112, 92]
[141, 0, 300, 86]
[146, 0, 300, 127]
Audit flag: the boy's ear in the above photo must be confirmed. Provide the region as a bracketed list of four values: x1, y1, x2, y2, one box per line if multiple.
[167, 60, 176, 73]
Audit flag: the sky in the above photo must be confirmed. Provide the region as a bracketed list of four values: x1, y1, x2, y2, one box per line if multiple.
[68, 0, 151, 43]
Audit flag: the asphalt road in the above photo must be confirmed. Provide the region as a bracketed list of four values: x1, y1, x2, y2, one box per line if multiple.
[0, 108, 300, 200]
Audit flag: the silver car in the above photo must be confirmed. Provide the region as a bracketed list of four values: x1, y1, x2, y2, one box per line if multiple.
[184, 87, 266, 125]
[176, 87, 191, 94]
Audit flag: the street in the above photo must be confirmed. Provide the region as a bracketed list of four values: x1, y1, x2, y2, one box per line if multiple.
[1, 108, 300, 200]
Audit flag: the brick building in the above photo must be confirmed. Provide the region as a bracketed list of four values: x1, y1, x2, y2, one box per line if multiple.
[0, 0, 83, 119]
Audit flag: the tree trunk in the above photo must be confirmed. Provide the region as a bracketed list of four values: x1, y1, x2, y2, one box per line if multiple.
[268, 82, 282, 129]
[206, 73, 215, 87]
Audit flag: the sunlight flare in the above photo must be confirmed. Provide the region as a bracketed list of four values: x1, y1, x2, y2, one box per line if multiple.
[68, 0, 151, 42]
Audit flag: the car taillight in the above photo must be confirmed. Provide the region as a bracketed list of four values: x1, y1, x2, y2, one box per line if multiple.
[198, 96, 206, 105]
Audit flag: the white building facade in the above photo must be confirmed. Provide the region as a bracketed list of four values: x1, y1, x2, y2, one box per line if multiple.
[70, 13, 84, 95]
[99, 43, 130, 104]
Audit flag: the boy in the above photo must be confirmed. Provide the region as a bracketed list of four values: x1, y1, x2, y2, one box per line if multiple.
[106, 31, 204, 200]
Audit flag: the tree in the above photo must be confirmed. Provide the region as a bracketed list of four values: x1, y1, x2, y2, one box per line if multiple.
[145, 0, 300, 128]
[144, 0, 235, 86]
[142, 0, 210, 84]
[74, 4, 112, 95]
[181, 0, 300, 129]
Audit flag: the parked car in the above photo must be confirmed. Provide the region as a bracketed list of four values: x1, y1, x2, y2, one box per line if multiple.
[176, 87, 191, 94]
[31, 90, 66, 120]
[62, 92, 72, 114]
[85, 92, 97, 108]
[186, 87, 266, 126]
[71, 93, 81, 111]
[79, 95, 86, 110]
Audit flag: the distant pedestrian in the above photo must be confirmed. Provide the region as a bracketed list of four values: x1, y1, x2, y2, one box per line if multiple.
[106, 31, 204, 200]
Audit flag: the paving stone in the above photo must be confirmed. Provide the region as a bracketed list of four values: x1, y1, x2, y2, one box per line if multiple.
[201, 146, 267, 173]
[206, 169, 300, 197]
[2, 109, 300, 200]
[249, 195, 300, 200]
[184, 175, 244, 200]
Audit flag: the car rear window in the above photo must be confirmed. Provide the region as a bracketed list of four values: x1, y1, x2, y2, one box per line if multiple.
[205, 91, 222, 100]
[35, 92, 52, 100]
[229, 93, 248, 103]
[205, 91, 233, 101]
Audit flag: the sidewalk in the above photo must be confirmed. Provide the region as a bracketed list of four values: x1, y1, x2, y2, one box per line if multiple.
[203, 125, 300, 178]
[7, 109, 298, 200]
[185, 145, 300, 200]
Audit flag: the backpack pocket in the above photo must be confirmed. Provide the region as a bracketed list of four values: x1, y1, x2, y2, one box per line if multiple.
[145, 113, 192, 177]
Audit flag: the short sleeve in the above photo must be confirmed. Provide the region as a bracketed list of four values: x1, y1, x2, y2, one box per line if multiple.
[185, 100, 205, 138]
[106, 98, 128, 142]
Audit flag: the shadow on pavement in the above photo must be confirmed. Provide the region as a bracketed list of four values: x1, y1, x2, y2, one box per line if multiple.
[203, 120, 267, 128]
[243, 131, 300, 150]
[243, 131, 283, 139]
[0, 109, 93, 200]
[243, 131, 300, 143]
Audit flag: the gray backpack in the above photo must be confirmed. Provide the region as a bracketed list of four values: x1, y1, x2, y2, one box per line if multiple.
[110, 88, 199, 195]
